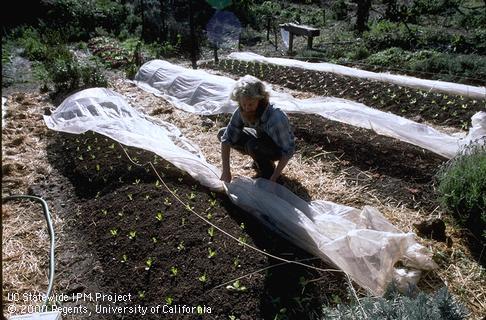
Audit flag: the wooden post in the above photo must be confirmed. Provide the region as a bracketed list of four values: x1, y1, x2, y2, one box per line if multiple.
[274, 26, 278, 50]
[288, 32, 294, 53]
[213, 47, 219, 63]
[307, 36, 313, 50]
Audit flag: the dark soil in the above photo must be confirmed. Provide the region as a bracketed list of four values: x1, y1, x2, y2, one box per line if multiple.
[290, 113, 446, 211]
[42, 131, 349, 320]
[201, 59, 485, 129]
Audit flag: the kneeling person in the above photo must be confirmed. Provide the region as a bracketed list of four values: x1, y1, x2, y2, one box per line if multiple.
[218, 75, 295, 183]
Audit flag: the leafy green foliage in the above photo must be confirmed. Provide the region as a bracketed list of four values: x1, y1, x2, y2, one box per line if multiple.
[437, 146, 486, 241]
[42, 0, 126, 41]
[331, 0, 348, 21]
[16, 27, 48, 61]
[365, 48, 486, 83]
[324, 286, 468, 320]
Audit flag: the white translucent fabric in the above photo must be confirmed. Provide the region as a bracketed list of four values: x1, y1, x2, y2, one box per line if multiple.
[229, 52, 486, 99]
[43, 88, 223, 189]
[44, 88, 437, 296]
[133, 59, 485, 158]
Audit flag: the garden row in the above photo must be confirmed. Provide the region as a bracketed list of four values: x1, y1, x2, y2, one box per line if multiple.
[201, 59, 484, 129]
[45, 130, 340, 320]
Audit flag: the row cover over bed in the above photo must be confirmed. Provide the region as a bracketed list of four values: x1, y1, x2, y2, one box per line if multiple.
[44, 87, 437, 296]
[229, 52, 486, 99]
[133, 60, 485, 159]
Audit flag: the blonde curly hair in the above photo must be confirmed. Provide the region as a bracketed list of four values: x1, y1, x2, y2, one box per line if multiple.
[230, 75, 269, 105]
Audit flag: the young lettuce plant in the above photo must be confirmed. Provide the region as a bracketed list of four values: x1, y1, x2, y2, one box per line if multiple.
[145, 257, 154, 271]
[128, 230, 137, 240]
[163, 197, 172, 207]
[198, 273, 207, 283]
[207, 226, 215, 238]
[155, 211, 164, 222]
[170, 266, 178, 277]
[226, 280, 247, 292]
[207, 248, 216, 259]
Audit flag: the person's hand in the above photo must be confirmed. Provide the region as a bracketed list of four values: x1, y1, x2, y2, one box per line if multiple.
[220, 170, 232, 183]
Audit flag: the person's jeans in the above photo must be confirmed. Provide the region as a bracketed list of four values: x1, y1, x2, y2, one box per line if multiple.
[218, 127, 281, 179]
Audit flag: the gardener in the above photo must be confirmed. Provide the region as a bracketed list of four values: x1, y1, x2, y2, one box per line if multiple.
[218, 75, 295, 183]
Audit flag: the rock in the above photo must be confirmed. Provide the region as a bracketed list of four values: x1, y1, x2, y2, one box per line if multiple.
[414, 218, 447, 242]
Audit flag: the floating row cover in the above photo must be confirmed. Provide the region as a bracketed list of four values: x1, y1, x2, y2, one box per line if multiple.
[133, 59, 485, 159]
[44, 87, 437, 296]
[229, 52, 486, 99]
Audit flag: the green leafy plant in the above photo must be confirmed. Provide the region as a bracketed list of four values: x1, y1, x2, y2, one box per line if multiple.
[437, 145, 486, 241]
[198, 273, 207, 283]
[207, 226, 215, 238]
[163, 197, 172, 206]
[170, 266, 178, 277]
[128, 230, 137, 240]
[145, 257, 154, 270]
[208, 198, 218, 207]
[226, 280, 247, 292]
[207, 247, 217, 259]
[109, 228, 119, 237]
[155, 211, 164, 222]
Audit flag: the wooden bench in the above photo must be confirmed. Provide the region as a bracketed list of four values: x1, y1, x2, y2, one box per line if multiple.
[279, 23, 320, 52]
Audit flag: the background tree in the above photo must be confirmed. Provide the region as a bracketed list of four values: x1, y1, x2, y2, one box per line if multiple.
[354, 0, 372, 33]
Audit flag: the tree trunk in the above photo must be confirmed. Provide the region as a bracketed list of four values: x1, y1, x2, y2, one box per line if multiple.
[355, 0, 372, 33]
[188, 0, 197, 69]
[140, 0, 145, 40]
[213, 46, 218, 63]
[159, 0, 167, 42]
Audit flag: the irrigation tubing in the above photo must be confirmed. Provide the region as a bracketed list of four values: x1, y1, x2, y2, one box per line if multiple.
[2, 195, 56, 307]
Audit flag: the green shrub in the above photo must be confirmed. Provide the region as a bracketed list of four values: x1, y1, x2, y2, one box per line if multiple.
[80, 63, 108, 88]
[323, 286, 468, 320]
[331, 0, 348, 21]
[47, 52, 81, 93]
[364, 21, 415, 51]
[437, 146, 486, 242]
[18, 27, 48, 61]
[42, 0, 126, 41]
[366, 47, 406, 67]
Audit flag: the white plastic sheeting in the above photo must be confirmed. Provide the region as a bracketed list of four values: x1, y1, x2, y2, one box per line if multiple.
[44, 88, 437, 296]
[228, 52, 486, 99]
[43, 88, 223, 189]
[133, 59, 486, 159]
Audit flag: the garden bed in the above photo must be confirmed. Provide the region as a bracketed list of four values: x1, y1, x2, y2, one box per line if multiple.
[201, 59, 484, 129]
[2, 69, 485, 319]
